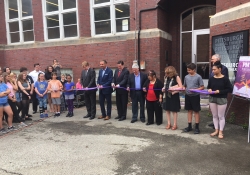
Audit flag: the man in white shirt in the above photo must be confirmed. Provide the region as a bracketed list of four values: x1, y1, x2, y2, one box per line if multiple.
[28, 63, 44, 114]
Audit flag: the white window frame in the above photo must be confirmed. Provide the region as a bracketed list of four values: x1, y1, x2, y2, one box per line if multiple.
[90, 0, 130, 37]
[42, 0, 79, 41]
[4, 0, 34, 45]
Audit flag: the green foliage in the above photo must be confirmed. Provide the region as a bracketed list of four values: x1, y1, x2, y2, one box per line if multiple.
[227, 112, 236, 124]
[207, 112, 212, 118]
[242, 123, 249, 130]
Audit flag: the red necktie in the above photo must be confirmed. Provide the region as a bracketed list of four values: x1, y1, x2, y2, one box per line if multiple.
[118, 71, 121, 77]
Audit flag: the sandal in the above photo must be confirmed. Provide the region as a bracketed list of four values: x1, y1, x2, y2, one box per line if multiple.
[166, 124, 171, 130]
[218, 133, 224, 139]
[210, 131, 219, 137]
[171, 125, 177, 130]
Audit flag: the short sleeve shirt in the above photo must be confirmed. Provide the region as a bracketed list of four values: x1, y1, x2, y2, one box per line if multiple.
[64, 82, 75, 95]
[48, 80, 63, 98]
[184, 74, 204, 96]
[0, 83, 8, 104]
[35, 81, 48, 98]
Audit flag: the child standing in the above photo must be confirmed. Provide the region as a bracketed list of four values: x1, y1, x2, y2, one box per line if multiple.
[48, 72, 63, 117]
[183, 63, 204, 134]
[76, 78, 82, 89]
[64, 75, 75, 117]
[34, 73, 48, 118]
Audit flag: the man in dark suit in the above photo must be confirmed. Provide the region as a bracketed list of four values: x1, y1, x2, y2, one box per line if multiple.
[112, 60, 129, 121]
[127, 63, 148, 123]
[97, 60, 113, 120]
[81, 61, 97, 120]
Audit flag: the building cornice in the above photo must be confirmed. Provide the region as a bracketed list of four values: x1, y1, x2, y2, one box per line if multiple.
[210, 2, 250, 26]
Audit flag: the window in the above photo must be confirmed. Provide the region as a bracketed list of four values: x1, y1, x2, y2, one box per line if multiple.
[5, 0, 34, 44]
[43, 0, 78, 40]
[91, 0, 130, 36]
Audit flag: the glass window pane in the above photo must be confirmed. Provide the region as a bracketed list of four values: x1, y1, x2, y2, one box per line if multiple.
[64, 25, 77, 37]
[9, 22, 19, 32]
[22, 0, 33, 17]
[181, 33, 192, 81]
[9, 0, 18, 19]
[95, 21, 111, 34]
[197, 34, 209, 62]
[10, 32, 20, 43]
[48, 27, 60, 39]
[63, 0, 76, 9]
[115, 4, 130, 18]
[116, 18, 130, 32]
[23, 31, 34, 41]
[182, 9, 192, 32]
[47, 15, 59, 27]
[194, 6, 216, 30]
[23, 20, 33, 31]
[46, 0, 59, 12]
[94, 7, 110, 21]
[94, 0, 109, 4]
[197, 63, 209, 79]
[63, 12, 77, 25]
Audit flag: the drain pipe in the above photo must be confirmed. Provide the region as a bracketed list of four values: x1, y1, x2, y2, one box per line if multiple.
[138, 5, 167, 69]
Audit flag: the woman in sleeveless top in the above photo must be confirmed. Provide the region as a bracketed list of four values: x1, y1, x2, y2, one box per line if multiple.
[162, 66, 182, 130]
[17, 73, 32, 121]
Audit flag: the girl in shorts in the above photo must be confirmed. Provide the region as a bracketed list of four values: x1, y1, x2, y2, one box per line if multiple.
[64, 74, 75, 117]
[0, 73, 16, 133]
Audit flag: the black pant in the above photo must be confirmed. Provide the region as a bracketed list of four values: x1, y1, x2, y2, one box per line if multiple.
[146, 100, 163, 124]
[116, 92, 128, 119]
[132, 91, 145, 120]
[8, 99, 21, 122]
[85, 92, 96, 117]
[99, 91, 112, 117]
[32, 91, 38, 112]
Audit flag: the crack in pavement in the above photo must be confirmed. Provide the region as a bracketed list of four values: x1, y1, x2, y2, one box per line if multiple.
[0, 168, 23, 175]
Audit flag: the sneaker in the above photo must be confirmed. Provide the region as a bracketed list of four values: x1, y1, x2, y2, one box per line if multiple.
[40, 114, 45, 118]
[44, 114, 48, 118]
[194, 128, 200, 134]
[8, 126, 18, 131]
[18, 122, 28, 128]
[0, 128, 7, 134]
[57, 113, 60, 117]
[54, 113, 58, 117]
[183, 127, 193, 132]
[66, 112, 70, 117]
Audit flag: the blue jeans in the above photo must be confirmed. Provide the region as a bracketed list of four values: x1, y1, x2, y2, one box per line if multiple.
[37, 97, 47, 110]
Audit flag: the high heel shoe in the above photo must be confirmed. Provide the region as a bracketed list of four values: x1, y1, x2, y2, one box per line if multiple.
[210, 131, 218, 137]
[166, 124, 171, 130]
[171, 125, 177, 130]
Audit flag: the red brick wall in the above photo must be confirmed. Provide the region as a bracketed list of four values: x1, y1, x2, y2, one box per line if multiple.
[0, 1, 7, 44]
[33, 0, 44, 42]
[216, 0, 250, 12]
[78, 0, 91, 37]
[210, 16, 250, 125]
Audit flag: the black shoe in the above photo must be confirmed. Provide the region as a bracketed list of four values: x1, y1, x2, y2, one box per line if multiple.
[118, 117, 126, 121]
[27, 114, 33, 117]
[194, 128, 200, 134]
[184, 127, 193, 132]
[140, 119, 145, 123]
[66, 112, 70, 117]
[156, 123, 162, 126]
[89, 116, 95, 120]
[115, 116, 120, 119]
[25, 117, 32, 121]
[146, 122, 153, 125]
[208, 123, 214, 127]
[32, 111, 37, 114]
[83, 115, 90, 118]
[131, 120, 137, 123]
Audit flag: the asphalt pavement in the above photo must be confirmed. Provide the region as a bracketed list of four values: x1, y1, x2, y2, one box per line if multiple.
[0, 104, 249, 175]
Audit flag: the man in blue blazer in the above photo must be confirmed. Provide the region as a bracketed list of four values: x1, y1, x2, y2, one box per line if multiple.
[97, 60, 113, 120]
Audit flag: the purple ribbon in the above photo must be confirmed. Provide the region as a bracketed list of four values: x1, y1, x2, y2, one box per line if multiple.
[189, 89, 215, 94]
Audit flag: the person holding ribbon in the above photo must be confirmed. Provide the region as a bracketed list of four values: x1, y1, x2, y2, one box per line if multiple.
[162, 66, 183, 130]
[97, 60, 113, 120]
[81, 61, 97, 120]
[207, 61, 232, 139]
[112, 60, 129, 121]
[183, 63, 204, 134]
[143, 70, 163, 126]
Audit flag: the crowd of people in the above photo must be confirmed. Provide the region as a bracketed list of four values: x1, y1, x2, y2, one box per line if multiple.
[0, 54, 232, 139]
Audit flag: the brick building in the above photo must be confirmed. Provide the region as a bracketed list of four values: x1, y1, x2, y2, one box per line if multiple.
[0, 0, 250, 124]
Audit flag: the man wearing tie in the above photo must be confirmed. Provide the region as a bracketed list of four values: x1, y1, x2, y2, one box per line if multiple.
[127, 63, 148, 123]
[81, 61, 97, 120]
[97, 60, 113, 120]
[112, 60, 129, 121]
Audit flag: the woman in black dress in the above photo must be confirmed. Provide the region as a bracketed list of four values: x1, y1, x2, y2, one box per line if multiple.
[162, 66, 183, 130]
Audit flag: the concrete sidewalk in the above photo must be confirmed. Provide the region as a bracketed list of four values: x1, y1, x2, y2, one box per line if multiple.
[0, 104, 249, 175]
